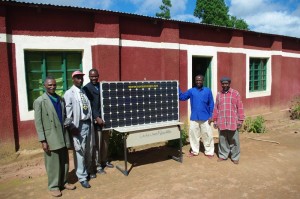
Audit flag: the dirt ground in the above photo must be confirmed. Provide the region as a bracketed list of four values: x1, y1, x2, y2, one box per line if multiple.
[0, 110, 299, 199]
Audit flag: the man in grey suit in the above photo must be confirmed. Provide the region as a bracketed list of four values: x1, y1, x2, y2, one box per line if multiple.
[64, 71, 95, 189]
[33, 76, 76, 197]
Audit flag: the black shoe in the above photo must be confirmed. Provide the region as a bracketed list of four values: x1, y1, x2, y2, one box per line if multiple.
[80, 180, 91, 188]
[97, 168, 107, 174]
[89, 173, 97, 179]
[105, 162, 114, 168]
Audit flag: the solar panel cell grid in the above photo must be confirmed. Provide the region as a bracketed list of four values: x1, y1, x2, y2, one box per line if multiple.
[100, 80, 179, 129]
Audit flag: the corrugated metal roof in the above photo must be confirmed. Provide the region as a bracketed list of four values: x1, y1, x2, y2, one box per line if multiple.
[1, 0, 299, 40]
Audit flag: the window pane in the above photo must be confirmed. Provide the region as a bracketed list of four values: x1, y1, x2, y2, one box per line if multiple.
[66, 53, 82, 89]
[67, 53, 82, 69]
[28, 90, 44, 110]
[249, 58, 267, 92]
[26, 52, 43, 71]
[27, 72, 43, 90]
[253, 81, 259, 90]
[25, 51, 82, 111]
[66, 71, 74, 89]
[46, 53, 62, 70]
[249, 82, 253, 91]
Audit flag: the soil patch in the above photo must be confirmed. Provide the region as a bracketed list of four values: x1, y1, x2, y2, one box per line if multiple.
[0, 111, 299, 199]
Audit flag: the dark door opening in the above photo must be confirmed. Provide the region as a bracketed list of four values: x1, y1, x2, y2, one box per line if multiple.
[192, 56, 212, 88]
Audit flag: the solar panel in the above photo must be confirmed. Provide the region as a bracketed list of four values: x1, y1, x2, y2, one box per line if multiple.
[100, 81, 179, 129]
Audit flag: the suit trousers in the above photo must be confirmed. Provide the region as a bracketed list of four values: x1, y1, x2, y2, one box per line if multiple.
[218, 129, 240, 161]
[95, 129, 110, 167]
[73, 120, 91, 182]
[44, 147, 69, 190]
[189, 120, 215, 155]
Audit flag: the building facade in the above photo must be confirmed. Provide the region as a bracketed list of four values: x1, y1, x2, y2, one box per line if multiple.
[0, 1, 299, 150]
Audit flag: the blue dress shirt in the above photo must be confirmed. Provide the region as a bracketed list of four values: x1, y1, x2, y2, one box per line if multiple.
[179, 87, 214, 121]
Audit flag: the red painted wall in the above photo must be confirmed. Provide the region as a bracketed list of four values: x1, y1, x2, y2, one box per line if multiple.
[180, 24, 232, 47]
[179, 50, 188, 121]
[121, 47, 162, 80]
[217, 52, 247, 94]
[94, 13, 119, 38]
[0, 42, 15, 144]
[243, 32, 273, 50]
[1, 2, 300, 149]
[92, 45, 120, 81]
[7, 6, 95, 37]
[0, 8, 16, 144]
[120, 17, 162, 42]
[282, 37, 300, 53]
[270, 55, 283, 109]
[280, 57, 300, 104]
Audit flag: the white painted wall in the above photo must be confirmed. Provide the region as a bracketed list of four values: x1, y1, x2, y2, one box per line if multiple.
[1, 33, 300, 121]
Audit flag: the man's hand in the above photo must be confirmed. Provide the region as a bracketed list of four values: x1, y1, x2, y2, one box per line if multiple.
[96, 117, 105, 127]
[70, 127, 80, 136]
[41, 141, 50, 153]
[208, 118, 213, 125]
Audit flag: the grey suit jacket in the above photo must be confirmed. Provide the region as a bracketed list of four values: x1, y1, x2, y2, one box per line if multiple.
[33, 93, 71, 151]
[64, 85, 95, 145]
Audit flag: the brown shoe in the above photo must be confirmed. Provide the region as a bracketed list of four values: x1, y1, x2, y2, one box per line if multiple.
[50, 190, 62, 197]
[217, 158, 227, 162]
[64, 183, 76, 190]
[232, 160, 239, 164]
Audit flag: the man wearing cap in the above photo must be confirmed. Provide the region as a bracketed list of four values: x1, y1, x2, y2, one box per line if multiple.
[179, 74, 215, 158]
[64, 71, 95, 188]
[83, 68, 114, 175]
[212, 77, 245, 164]
[33, 76, 76, 197]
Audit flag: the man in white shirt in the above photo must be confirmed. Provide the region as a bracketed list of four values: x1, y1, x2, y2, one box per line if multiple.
[64, 71, 95, 188]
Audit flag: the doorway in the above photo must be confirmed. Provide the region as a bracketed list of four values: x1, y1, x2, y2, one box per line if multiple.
[192, 56, 212, 88]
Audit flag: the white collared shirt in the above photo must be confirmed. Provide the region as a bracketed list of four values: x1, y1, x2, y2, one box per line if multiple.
[73, 86, 91, 120]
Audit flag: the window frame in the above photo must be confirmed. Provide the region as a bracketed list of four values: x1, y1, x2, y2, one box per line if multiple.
[249, 58, 267, 92]
[246, 53, 272, 99]
[25, 51, 83, 110]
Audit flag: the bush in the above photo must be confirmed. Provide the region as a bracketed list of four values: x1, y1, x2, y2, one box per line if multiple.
[108, 130, 125, 158]
[289, 96, 300, 120]
[242, 116, 266, 133]
[166, 123, 189, 148]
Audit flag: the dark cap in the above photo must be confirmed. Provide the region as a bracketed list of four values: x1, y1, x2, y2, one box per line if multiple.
[220, 77, 231, 83]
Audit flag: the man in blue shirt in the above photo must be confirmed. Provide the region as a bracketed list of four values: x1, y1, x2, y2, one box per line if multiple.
[179, 75, 215, 158]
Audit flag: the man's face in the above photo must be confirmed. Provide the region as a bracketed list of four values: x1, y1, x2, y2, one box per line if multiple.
[89, 70, 99, 85]
[221, 81, 231, 92]
[44, 79, 56, 95]
[195, 76, 204, 88]
[73, 75, 84, 87]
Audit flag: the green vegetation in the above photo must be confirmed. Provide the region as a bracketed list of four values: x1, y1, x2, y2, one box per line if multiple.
[166, 123, 189, 148]
[108, 130, 124, 157]
[156, 0, 172, 19]
[194, 0, 249, 30]
[289, 96, 300, 120]
[242, 116, 266, 133]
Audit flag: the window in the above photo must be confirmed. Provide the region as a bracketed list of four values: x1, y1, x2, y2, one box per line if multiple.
[25, 51, 82, 110]
[249, 58, 267, 92]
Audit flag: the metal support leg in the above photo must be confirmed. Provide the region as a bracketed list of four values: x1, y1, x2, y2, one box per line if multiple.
[116, 133, 129, 176]
[171, 125, 183, 163]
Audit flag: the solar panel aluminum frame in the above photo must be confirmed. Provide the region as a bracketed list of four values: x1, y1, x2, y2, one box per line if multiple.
[100, 80, 179, 130]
